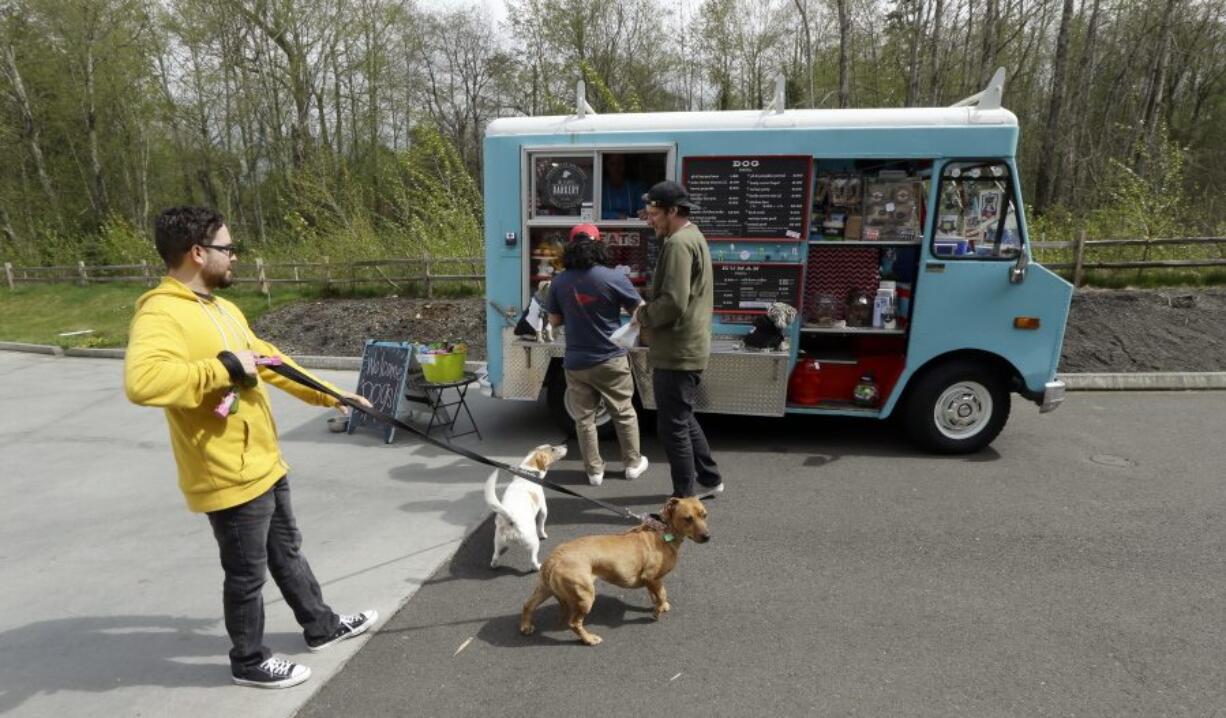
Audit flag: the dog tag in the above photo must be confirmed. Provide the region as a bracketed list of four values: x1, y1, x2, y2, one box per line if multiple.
[663, 532, 675, 543]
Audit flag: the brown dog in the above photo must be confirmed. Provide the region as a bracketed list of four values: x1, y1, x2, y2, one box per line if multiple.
[519, 496, 710, 645]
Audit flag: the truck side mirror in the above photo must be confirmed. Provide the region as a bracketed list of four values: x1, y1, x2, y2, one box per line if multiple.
[1009, 247, 1029, 284]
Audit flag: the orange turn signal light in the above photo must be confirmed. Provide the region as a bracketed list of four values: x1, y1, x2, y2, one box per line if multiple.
[1013, 316, 1041, 330]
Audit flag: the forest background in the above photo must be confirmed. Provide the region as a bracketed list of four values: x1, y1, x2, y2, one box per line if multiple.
[0, 0, 1222, 268]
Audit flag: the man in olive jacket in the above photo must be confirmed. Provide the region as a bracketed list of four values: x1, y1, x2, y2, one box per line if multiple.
[635, 181, 724, 498]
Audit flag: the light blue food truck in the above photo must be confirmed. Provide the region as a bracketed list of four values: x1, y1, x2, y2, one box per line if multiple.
[482, 69, 1072, 454]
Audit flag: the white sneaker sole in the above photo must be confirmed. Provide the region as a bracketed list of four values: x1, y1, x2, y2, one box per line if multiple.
[624, 457, 649, 480]
[308, 610, 379, 653]
[232, 667, 311, 689]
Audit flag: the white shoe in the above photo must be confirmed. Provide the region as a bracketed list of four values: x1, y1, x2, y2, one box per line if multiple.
[587, 471, 604, 486]
[699, 482, 724, 497]
[624, 456, 649, 480]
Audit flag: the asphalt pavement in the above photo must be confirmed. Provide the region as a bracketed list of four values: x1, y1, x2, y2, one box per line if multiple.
[4, 350, 1226, 717]
[301, 386, 1226, 717]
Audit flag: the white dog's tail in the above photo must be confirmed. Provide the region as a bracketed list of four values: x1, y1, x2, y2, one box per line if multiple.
[483, 468, 512, 521]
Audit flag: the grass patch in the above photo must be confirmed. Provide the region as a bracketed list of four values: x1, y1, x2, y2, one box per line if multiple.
[0, 283, 315, 348]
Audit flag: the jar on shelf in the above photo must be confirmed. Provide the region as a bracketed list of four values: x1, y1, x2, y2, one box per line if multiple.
[809, 292, 839, 326]
[846, 289, 873, 328]
[852, 372, 880, 407]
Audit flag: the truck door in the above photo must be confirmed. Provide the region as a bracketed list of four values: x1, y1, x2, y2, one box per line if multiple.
[904, 159, 1073, 452]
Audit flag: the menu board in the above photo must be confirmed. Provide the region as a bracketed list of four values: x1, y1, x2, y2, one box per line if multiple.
[683, 156, 812, 240]
[712, 263, 804, 314]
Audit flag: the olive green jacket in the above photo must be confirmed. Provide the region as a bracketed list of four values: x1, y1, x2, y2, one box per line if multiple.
[638, 223, 713, 371]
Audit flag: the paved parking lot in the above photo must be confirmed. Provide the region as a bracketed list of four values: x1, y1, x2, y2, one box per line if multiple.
[303, 388, 1226, 717]
[0, 351, 559, 718]
[5, 349, 1226, 717]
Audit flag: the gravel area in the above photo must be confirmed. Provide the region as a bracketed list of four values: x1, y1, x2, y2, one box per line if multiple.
[251, 288, 1226, 372]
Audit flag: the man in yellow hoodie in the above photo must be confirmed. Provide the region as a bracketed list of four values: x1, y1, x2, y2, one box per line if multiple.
[125, 206, 376, 689]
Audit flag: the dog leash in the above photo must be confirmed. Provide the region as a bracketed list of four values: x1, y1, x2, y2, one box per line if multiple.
[256, 356, 654, 525]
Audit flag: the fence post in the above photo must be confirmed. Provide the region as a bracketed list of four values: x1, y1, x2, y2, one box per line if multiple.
[423, 251, 433, 298]
[256, 257, 270, 303]
[293, 266, 300, 283]
[141, 259, 152, 287]
[77, 260, 88, 286]
[4, 262, 12, 289]
[1072, 230, 1087, 287]
[323, 255, 331, 289]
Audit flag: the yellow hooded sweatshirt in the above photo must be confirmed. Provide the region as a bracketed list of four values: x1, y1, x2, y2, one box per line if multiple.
[124, 276, 340, 513]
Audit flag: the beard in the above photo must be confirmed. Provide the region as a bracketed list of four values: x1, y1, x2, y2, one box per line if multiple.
[202, 262, 234, 290]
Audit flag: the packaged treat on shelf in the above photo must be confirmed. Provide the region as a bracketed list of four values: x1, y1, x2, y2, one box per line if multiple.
[862, 170, 921, 242]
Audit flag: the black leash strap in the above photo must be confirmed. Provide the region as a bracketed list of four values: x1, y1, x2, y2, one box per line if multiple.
[260, 358, 649, 524]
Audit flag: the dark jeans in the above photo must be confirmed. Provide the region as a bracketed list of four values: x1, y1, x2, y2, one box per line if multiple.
[206, 477, 338, 673]
[652, 369, 722, 497]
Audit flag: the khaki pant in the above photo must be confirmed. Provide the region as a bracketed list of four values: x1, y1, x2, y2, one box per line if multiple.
[564, 355, 641, 476]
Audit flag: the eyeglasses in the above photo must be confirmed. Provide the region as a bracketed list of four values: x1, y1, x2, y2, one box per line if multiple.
[198, 243, 239, 257]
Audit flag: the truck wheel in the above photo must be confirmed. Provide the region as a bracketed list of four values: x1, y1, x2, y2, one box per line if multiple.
[547, 368, 614, 439]
[903, 360, 1011, 454]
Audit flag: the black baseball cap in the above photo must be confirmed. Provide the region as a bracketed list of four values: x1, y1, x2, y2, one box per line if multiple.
[642, 180, 700, 210]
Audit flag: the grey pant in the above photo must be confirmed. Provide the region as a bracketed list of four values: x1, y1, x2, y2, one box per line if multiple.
[564, 355, 642, 475]
[652, 369, 721, 497]
[206, 477, 338, 673]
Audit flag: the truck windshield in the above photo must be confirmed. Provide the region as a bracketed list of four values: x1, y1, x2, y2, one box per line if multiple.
[933, 161, 1022, 260]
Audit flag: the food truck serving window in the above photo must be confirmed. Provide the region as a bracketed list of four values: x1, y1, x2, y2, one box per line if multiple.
[528, 150, 669, 222]
[933, 161, 1024, 260]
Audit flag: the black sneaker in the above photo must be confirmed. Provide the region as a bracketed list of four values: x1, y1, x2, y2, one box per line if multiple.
[306, 610, 378, 652]
[231, 655, 311, 689]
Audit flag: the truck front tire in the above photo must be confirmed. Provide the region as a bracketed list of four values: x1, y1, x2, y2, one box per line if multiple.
[903, 360, 1011, 454]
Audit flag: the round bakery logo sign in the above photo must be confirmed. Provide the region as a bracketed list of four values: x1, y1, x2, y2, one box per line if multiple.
[543, 163, 588, 210]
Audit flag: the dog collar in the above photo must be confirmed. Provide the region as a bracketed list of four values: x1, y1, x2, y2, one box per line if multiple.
[644, 514, 675, 543]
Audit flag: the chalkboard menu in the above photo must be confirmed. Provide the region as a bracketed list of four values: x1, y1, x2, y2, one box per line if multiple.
[348, 340, 413, 444]
[712, 263, 804, 314]
[683, 156, 812, 240]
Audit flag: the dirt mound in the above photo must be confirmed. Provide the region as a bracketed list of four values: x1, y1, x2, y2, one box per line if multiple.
[1059, 288, 1226, 372]
[252, 289, 1226, 373]
[252, 296, 488, 360]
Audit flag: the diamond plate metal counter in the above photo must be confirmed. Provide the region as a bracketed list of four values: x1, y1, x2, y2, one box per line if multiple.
[499, 327, 565, 400]
[629, 340, 790, 416]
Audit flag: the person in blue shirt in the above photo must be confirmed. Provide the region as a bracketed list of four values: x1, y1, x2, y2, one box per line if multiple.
[546, 224, 649, 486]
[601, 154, 646, 221]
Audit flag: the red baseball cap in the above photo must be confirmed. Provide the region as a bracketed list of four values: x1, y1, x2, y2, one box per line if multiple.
[568, 223, 601, 242]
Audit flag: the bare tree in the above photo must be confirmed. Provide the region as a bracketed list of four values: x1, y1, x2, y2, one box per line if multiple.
[1033, 0, 1075, 211]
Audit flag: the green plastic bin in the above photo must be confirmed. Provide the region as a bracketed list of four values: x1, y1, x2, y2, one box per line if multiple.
[421, 350, 466, 383]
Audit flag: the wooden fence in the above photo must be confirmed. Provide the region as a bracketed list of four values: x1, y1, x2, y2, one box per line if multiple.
[1030, 235, 1226, 286]
[1, 255, 484, 298]
[4, 237, 1224, 293]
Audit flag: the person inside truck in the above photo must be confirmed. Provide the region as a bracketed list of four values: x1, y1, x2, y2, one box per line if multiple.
[601, 153, 647, 220]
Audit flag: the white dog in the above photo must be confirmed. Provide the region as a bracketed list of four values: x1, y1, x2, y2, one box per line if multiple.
[485, 444, 568, 571]
[534, 280, 553, 343]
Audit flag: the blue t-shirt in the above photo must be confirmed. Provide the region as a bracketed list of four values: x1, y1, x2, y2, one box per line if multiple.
[602, 179, 646, 220]
[546, 265, 642, 370]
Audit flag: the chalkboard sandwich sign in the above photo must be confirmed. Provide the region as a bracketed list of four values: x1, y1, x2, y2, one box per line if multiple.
[348, 340, 414, 444]
[682, 155, 813, 242]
